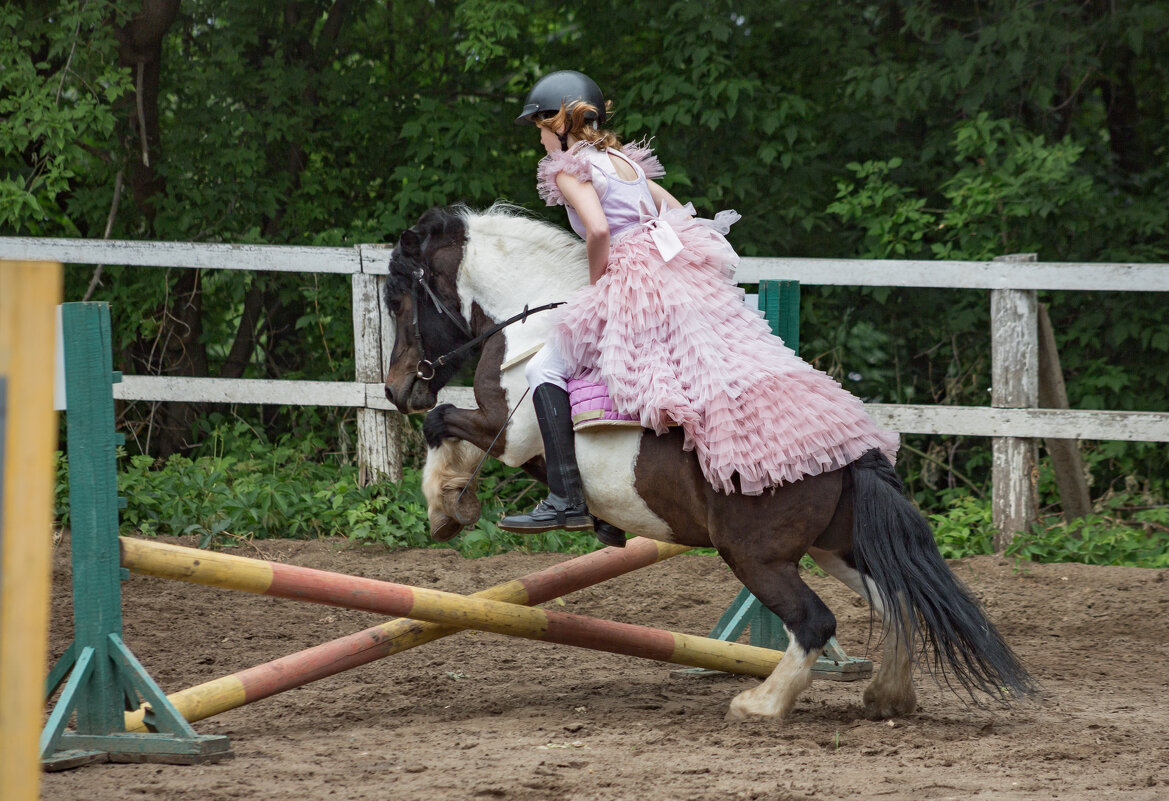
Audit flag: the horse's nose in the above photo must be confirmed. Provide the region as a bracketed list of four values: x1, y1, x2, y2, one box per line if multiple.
[384, 384, 394, 402]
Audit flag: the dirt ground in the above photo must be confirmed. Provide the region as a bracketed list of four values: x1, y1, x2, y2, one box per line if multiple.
[43, 535, 1169, 801]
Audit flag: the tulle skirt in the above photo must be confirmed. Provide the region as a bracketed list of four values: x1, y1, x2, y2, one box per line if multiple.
[548, 207, 900, 495]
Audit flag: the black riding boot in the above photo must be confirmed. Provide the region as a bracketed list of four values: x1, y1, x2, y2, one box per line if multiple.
[499, 384, 593, 534]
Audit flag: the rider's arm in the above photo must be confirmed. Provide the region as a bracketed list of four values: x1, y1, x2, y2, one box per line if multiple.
[556, 172, 610, 284]
[647, 179, 684, 212]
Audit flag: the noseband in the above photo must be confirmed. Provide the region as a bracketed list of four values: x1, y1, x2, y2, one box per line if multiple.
[403, 253, 564, 382]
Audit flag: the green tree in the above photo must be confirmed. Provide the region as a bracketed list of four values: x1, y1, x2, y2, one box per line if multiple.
[3, 0, 1166, 510]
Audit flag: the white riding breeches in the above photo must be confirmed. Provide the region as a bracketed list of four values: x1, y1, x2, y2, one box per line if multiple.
[524, 341, 571, 391]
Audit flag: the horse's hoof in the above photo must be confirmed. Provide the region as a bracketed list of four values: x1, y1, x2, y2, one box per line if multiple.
[448, 487, 482, 527]
[429, 516, 465, 542]
[725, 704, 783, 722]
[725, 690, 784, 721]
[724, 704, 749, 722]
[863, 687, 917, 720]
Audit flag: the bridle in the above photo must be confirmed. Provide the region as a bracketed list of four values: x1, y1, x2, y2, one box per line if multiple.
[402, 249, 564, 382]
[407, 256, 471, 381]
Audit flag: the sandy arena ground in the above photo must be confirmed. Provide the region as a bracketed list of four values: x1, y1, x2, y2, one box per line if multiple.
[43, 535, 1169, 801]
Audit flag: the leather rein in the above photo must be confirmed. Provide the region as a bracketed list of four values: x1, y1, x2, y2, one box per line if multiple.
[407, 258, 563, 381]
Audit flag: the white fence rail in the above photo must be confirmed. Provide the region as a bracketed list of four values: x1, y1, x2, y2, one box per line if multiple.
[4, 236, 1169, 537]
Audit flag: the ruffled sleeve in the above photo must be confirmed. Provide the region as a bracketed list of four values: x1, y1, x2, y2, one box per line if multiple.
[536, 149, 594, 206]
[619, 139, 666, 180]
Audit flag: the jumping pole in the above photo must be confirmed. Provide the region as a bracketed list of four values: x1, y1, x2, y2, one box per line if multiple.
[124, 537, 690, 731]
[121, 537, 787, 678]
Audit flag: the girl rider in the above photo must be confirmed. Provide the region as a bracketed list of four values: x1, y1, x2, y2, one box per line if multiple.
[500, 71, 898, 544]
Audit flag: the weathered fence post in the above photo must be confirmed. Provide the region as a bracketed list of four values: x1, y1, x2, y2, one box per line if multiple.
[352, 245, 402, 484]
[990, 254, 1040, 550]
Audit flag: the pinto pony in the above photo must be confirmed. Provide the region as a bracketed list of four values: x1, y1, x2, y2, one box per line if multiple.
[382, 204, 1034, 720]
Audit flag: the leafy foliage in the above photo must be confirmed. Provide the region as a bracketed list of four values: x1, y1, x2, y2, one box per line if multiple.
[0, 1, 131, 234]
[925, 489, 1169, 569]
[10, 0, 1169, 556]
[1010, 501, 1169, 569]
[54, 423, 602, 557]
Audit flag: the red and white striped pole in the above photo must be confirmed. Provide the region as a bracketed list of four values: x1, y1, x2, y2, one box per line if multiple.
[120, 536, 782, 730]
[125, 537, 699, 730]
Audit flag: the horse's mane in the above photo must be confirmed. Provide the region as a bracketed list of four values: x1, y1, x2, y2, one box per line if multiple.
[383, 202, 588, 328]
[458, 202, 585, 269]
[383, 204, 469, 304]
[455, 203, 589, 322]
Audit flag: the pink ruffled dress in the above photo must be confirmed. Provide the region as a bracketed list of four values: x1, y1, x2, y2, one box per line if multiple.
[538, 141, 899, 495]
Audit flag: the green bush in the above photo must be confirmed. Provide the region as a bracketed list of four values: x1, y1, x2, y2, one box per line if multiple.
[925, 489, 1169, 568]
[929, 490, 996, 559]
[53, 429, 1166, 567]
[54, 424, 604, 558]
[52, 416, 1165, 565]
[1009, 496, 1169, 569]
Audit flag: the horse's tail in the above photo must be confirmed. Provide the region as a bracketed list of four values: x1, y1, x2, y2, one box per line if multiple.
[849, 449, 1036, 703]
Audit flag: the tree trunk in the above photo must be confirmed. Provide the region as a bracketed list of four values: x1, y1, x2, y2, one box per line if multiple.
[114, 0, 180, 229]
[115, 2, 203, 457]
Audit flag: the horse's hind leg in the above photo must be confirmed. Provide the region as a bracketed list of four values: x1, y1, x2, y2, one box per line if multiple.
[808, 533, 916, 715]
[718, 557, 836, 720]
[862, 621, 916, 719]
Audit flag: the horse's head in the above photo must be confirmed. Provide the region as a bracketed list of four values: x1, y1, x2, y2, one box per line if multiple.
[383, 207, 473, 413]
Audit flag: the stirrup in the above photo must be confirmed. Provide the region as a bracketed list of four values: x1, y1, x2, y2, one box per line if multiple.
[593, 518, 627, 548]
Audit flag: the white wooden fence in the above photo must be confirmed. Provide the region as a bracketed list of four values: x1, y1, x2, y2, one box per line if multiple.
[3, 236, 1168, 538]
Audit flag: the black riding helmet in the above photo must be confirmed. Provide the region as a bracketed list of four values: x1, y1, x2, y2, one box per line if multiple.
[515, 70, 607, 126]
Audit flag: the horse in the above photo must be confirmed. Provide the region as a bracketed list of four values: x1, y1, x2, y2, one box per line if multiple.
[381, 203, 1035, 721]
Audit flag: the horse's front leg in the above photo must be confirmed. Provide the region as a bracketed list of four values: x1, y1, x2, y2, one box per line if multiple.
[420, 404, 494, 540]
[420, 403, 545, 541]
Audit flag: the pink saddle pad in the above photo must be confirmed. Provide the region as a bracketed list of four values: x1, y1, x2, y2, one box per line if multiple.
[567, 379, 639, 428]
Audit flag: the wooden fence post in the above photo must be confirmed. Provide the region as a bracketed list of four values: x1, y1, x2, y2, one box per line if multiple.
[352, 272, 402, 485]
[352, 247, 402, 485]
[990, 254, 1040, 550]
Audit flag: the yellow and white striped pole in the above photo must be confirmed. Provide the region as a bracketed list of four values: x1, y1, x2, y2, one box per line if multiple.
[0, 261, 62, 801]
[124, 537, 690, 731]
[121, 537, 785, 680]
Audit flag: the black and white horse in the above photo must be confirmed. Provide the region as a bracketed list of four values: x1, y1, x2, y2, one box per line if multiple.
[382, 204, 1034, 720]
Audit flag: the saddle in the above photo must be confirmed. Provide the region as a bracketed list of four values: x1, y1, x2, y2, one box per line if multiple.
[567, 378, 641, 431]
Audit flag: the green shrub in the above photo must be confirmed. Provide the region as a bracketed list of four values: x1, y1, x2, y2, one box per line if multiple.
[54, 426, 605, 558]
[929, 490, 996, 559]
[1007, 495, 1169, 569]
[54, 423, 1166, 565]
[923, 490, 1169, 568]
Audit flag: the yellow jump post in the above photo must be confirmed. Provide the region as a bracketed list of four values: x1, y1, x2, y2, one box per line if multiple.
[0, 261, 62, 801]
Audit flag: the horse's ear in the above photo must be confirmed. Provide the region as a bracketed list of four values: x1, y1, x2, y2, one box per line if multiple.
[398, 228, 422, 257]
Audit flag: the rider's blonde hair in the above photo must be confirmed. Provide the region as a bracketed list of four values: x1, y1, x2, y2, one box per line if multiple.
[535, 100, 622, 150]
